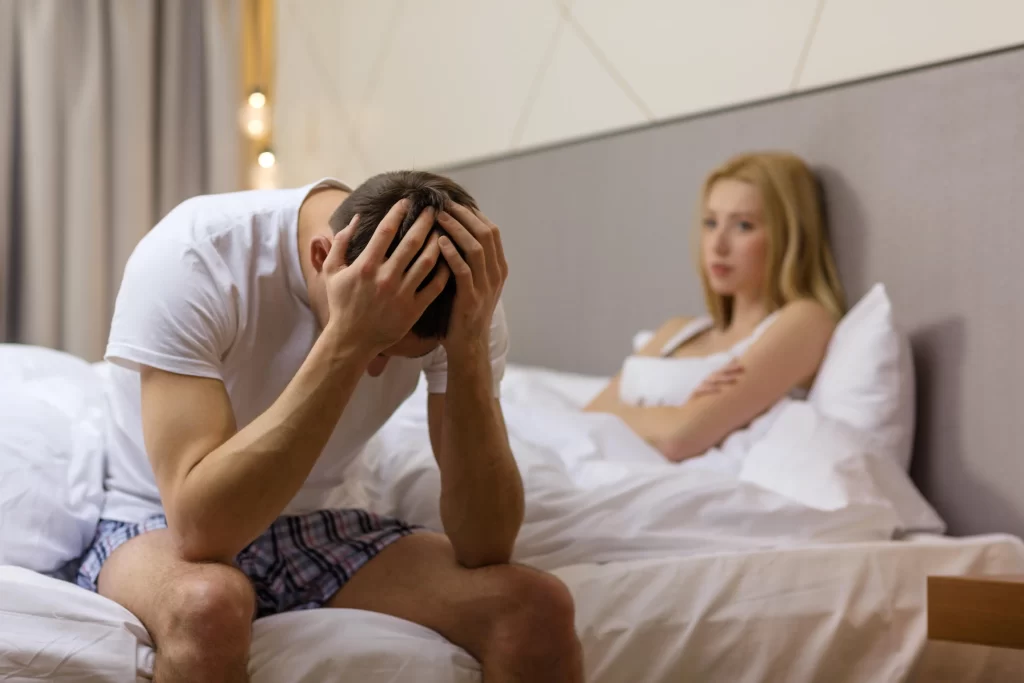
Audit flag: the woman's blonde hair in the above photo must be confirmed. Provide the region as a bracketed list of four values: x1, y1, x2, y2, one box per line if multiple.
[695, 151, 846, 328]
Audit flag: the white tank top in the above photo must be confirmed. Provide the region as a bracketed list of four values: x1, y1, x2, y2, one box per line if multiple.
[618, 313, 799, 407]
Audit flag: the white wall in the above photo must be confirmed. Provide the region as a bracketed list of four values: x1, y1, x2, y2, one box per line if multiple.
[274, 0, 1024, 188]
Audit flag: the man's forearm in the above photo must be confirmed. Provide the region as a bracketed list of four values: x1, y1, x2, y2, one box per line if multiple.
[439, 342, 524, 568]
[173, 324, 371, 561]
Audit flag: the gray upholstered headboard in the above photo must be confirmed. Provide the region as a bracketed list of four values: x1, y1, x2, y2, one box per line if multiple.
[444, 45, 1024, 538]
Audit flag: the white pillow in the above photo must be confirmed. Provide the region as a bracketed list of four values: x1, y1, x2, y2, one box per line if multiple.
[807, 284, 916, 471]
[739, 401, 944, 534]
[0, 345, 107, 573]
[0, 343, 104, 387]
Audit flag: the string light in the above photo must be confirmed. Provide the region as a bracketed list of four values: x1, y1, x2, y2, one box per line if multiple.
[243, 0, 275, 188]
[248, 90, 267, 109]
[251, 148, 277, 190]
[245, 117, 266, 138]
[240, 93, 270, 141]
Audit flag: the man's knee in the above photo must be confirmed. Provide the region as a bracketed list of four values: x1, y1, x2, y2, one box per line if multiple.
[163, 566, 255, 647]
[486, 567, 580, 665]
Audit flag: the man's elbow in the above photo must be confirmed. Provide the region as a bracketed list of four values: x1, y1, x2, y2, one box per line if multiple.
[455, 542, 516, 569]
[167, 507, 236, 564]
[177, 536, 218, 564]
[176, 530, 237, 564]
[453, 514, 522, 569]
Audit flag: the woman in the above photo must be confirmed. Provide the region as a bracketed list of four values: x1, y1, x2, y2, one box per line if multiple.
[585, 151, 846, 462]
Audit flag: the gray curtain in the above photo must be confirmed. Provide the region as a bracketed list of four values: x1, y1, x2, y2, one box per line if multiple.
[0, 0, 242, 360]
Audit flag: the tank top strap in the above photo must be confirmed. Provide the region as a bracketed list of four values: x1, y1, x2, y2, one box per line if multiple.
[749, 310, 782, 342]
[659, 317, 714, 357]
[728, 310, 783, 356]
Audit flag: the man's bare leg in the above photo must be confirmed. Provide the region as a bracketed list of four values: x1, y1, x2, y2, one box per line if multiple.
[329, 532, 584, 682]
[96, 530, 255, 683]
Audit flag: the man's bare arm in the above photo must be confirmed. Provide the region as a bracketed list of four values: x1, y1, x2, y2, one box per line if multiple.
[142, 329, 372, 563]
[427, 381, 522, 569]
[422, 204, 523, 568]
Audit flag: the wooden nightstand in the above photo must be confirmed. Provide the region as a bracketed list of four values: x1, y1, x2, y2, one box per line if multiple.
[928, 575, 1024, 650]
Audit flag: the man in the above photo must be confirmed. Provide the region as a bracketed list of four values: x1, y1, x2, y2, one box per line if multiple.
[77, 171, 583, 682]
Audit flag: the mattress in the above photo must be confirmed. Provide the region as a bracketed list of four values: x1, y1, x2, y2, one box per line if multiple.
[3, 533, 1024, 682]
[560, 532, 1024, 682]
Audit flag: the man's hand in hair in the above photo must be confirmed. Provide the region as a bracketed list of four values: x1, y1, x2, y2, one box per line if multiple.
[435, 204, 508, 356]
[322, 200, 450, 358]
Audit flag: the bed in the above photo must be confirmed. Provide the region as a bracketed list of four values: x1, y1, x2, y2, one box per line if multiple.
[5, 43, 1024, 683]
[3, 532, 1024, 682]
[3, 362, 1024, 682]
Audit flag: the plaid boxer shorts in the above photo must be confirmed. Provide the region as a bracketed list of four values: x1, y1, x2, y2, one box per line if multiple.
[76, 509, 420, 618]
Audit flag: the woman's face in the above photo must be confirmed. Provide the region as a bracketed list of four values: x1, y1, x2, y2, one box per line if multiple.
[700, 178, 768, 300]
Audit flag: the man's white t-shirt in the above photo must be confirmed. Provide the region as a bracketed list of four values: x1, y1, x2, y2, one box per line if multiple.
[102, 179, 508, 523]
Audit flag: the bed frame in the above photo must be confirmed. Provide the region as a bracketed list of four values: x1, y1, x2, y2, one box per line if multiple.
[443, 44, 1024, 538]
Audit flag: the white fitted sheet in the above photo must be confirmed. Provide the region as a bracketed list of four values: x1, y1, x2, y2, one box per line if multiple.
[4, 533, 1024, 683]
[0, 564, 478, 683]
[555, 532, 1024, 683]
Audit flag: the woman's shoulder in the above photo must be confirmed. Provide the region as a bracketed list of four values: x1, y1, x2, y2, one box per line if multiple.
[759, 299, 840, 391]
[774, 298, 838, 330]
[757, 299, 837, 353]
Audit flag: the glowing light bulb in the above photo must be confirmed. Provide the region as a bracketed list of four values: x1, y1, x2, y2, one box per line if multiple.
[239, 94, 271, 139]
[251, 157, 278, 189]
[258, 150, 276, 168]
[246, 119, 266, 137]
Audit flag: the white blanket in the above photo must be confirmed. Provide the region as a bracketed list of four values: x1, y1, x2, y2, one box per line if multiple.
[355, 366, 944, 570]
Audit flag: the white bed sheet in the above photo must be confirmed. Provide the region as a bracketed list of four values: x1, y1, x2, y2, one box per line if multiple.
[0, 565, 479, 683]
[559, 532, 1024, 683]
[4, 533, 1024, 683]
